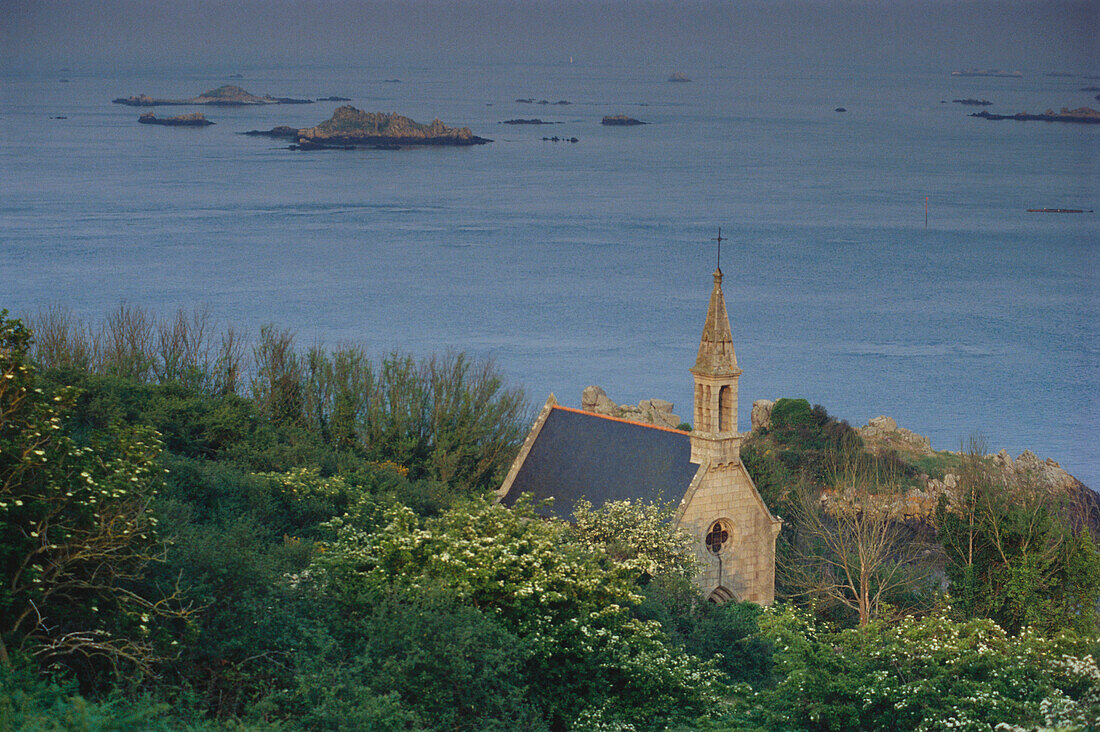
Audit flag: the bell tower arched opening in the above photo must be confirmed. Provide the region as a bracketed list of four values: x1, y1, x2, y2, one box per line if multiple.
[718, 385, 732, 432]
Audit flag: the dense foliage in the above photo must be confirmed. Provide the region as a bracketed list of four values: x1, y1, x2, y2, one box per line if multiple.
[3, 308, 1098, 730]
[936, 442, 1100, 636]
[726, 606, 1100, 731]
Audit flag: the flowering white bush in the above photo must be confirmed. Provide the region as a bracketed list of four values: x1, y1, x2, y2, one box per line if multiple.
[570, 498, 697, 580]
[307, 497, 724, 728]
[747, 604, 1100, 731]
[1, 312, 189, 678]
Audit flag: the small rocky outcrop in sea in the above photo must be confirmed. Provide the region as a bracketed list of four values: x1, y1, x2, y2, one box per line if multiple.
[951, 69, 1022, 78]
[516, 98, 572, 105]
[835, 107, 847, 112]
[288, 106, 491, 148]
[316, 96, 351, 101]
[542, 136, 579, 143]
[242, 126, 301, 139]
[501, 118, 558, 125]
[668, 72, 691, 82]
[970, 106, 1100, 124]
[581, 386, 682, 430]
[952, 98, 993, 106]
[601, 114, 645, 126]
[113, 84, 312, 107]
[137, 111, 213, 126]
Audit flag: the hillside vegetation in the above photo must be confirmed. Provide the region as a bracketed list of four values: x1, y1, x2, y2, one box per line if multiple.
[2, 307, 1098, 731]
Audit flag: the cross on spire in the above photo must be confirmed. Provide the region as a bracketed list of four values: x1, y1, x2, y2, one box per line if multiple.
[713, 228, 726, 273]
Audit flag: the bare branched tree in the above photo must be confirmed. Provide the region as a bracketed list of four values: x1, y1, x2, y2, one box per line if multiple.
[782, 452, 932, 625]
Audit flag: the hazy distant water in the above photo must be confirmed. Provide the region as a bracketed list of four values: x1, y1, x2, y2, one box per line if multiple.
[2, 62, 1097, 487]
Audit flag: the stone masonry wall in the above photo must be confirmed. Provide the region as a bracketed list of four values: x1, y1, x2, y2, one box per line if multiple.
[677, 461, 778, 605]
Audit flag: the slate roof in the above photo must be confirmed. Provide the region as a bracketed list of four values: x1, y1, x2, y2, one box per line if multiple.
[499, 405, 700, 520]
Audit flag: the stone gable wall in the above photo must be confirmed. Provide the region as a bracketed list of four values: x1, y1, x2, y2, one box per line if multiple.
[677, 461, 779, 604]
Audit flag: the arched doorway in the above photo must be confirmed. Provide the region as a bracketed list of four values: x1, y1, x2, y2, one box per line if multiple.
[708, 585, 737, 604]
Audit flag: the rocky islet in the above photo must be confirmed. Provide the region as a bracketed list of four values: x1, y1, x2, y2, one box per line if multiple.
[137, 111, 213, 126]
[601, 114, 645, 126]
[245, 106, 491, 150]
[113, 84, 314, 106]
[970, 106, 1100, 124]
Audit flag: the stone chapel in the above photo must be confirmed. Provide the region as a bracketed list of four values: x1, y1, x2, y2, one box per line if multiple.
[496, 268, 782, 604]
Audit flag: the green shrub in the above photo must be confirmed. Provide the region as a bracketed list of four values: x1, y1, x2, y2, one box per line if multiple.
[0, 663, 171, 731]
[293, 597, 545, 731]
[737, 606, 1100, 731]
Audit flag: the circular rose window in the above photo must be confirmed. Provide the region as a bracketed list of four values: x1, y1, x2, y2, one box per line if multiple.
[705, 520, 732, 554]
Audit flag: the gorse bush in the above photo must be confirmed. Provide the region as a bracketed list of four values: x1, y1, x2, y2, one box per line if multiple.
[767, 398, 858, 454]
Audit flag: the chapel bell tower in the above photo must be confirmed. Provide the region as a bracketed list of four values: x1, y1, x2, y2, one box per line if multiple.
[689, 267, 743, 466]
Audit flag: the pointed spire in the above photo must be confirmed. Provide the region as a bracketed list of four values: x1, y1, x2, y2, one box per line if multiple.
[692, 269, 740, 376]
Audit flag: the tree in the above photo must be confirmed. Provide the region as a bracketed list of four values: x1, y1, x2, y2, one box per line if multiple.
[782, 452, 931, 625]
[0, 312, 190, 681]
[936, 438, 1100, 635]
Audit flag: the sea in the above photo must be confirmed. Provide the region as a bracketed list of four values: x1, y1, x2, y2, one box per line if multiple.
[2, 61, 1098, 488]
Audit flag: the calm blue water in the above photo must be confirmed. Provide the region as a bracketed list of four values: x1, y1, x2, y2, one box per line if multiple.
[2, 62, 1098, 487]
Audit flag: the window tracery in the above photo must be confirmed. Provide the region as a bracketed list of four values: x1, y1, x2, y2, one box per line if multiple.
[705, 519, 731, 554]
